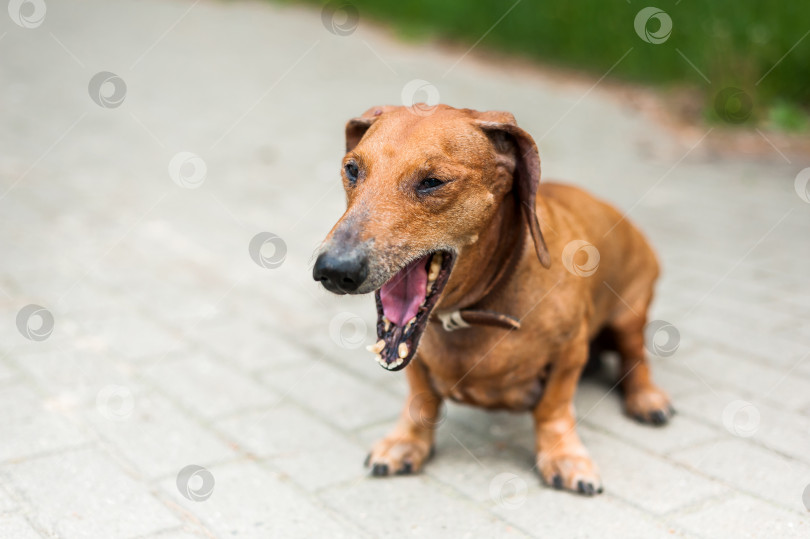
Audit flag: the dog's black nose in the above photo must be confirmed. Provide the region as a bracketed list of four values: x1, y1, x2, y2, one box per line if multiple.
[313, 250, 369, 294]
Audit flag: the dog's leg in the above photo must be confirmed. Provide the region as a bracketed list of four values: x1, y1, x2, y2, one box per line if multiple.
[534, 325, 602, 495]
[365, 357, 442, 477]
[613, 312, 674, 425]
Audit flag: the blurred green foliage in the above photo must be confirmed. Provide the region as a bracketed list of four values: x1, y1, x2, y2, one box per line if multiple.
[300, 0, 810, 128]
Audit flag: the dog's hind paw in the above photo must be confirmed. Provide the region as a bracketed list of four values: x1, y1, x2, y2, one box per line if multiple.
[365, 436, 434, 477]
[537, 452, 603, 496]
[625, 386, 674, 426]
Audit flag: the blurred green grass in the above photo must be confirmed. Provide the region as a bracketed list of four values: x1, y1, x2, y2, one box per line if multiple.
[298, 0, 810, 130]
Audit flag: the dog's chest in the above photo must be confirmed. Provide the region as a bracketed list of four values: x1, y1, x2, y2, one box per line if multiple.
[420, 326, 548, 411]
[430, 374, 544, 411]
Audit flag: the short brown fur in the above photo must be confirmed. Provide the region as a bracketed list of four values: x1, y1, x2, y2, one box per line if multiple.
[320, 105, 672, 495]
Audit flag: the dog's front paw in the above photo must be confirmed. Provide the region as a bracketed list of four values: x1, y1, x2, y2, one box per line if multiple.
[625, 386, 674, 426]
[537, 451, 603, 496]
[365, 434, 434, 477]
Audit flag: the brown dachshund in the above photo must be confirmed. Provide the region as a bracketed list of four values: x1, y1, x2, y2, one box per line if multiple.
[313, 105, 672, 495]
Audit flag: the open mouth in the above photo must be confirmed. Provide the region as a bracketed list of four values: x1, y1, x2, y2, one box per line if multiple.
[369, 251, 455, 371]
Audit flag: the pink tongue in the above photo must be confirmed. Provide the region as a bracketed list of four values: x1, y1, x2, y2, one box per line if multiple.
[380, 256, 428, 326]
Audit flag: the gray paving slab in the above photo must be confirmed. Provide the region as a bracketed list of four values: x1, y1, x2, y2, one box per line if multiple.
[1, 0, 809, 536]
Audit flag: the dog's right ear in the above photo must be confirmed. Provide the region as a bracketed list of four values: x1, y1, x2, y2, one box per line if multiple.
[345, 117, 374, 153]
[345, 105, 400, 152]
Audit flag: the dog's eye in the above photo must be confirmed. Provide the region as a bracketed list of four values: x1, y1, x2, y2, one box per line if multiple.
[417, 177, 444, 192]
[344, 162, 359, 184]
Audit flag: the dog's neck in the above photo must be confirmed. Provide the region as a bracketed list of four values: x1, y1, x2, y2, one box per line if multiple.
[440, 192, 526, 313]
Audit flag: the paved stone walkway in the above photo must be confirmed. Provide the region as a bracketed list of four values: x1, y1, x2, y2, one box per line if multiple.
[1, 0, 809, 537]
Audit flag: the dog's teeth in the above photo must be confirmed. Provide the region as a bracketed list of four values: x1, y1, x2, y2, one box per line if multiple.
[383, 317, 391, 331]
[398, 342, 409, 358]
[428, 255, 442, 282]
[374, 354, 383, 363]
[395, 358, 404, 366]
[367, 340, 385, 354]
[405, 318, 415, 331]
[386, 361, 397, 370]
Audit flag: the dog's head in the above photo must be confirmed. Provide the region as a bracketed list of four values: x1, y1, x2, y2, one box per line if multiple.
[313, 105, 550, 370]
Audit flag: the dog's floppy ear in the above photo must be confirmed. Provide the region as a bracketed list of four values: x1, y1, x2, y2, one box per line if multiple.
[345, 105, 400, 152]
[476, 116, 552, 269]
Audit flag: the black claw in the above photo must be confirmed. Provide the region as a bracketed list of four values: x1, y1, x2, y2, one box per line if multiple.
[552, 475, 563, 490]
[363, 454, 371, 467]
[371, 463, 389, 477]
[396, 462, 413, 475]
[650, 410, 668, 425]
[576, 480, 596, 496]
[597, 486, 604, 494]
